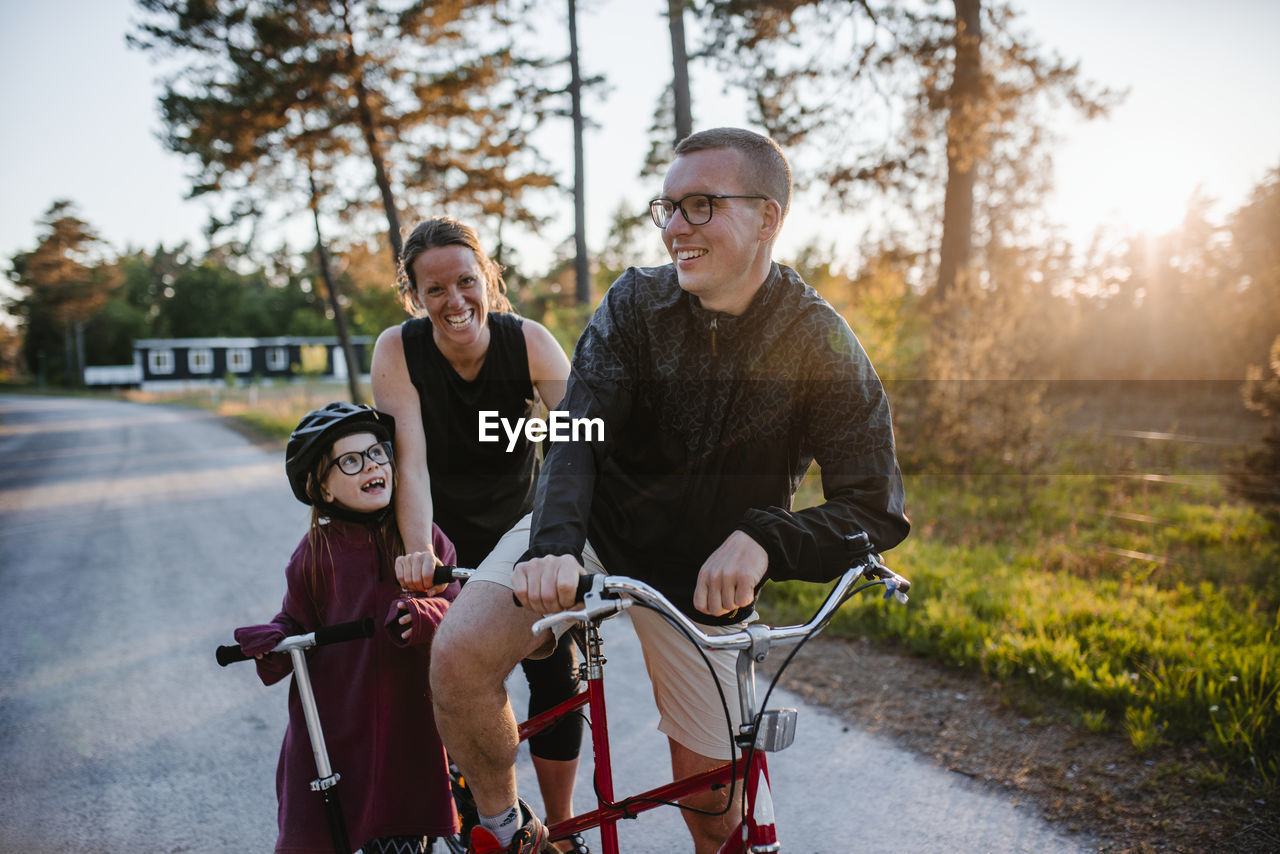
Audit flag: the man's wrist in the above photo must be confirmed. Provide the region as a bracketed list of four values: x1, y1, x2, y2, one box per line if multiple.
[734, 519, 778, 576]
[518, 544, 584, 564]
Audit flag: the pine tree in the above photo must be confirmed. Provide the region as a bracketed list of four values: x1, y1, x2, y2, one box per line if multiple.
[691, 0, 1119, 295]
[129, 0, 556, 266]
[9, 202, 121, 386]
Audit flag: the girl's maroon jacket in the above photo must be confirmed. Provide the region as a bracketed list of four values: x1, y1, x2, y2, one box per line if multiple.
[236, 519, 460, 853]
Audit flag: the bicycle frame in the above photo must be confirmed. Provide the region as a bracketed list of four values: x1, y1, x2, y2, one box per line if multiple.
[517, 618, 779, 854]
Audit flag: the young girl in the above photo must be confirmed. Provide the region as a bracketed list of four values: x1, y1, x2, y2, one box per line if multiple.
[235, 401, 460, 854]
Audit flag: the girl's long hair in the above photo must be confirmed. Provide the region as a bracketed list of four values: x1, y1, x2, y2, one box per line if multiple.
[299, 453, 405, 622]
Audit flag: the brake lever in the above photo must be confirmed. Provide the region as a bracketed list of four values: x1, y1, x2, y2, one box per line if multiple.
[882, 576, 910, 604]
[529, 575, 630, 635]
[860, 555, 911, 604]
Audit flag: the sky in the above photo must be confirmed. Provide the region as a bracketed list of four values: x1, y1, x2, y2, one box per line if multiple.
[2, 0, 1279, 289]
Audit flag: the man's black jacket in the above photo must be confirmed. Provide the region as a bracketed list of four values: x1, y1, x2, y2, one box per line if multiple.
[524, 262, 910, 625]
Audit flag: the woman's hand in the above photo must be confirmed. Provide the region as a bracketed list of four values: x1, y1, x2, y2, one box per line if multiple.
[395, 549, 449, 595]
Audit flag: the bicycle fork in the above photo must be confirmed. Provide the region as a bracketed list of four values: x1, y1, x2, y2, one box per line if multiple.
[721, 624, 799, 854]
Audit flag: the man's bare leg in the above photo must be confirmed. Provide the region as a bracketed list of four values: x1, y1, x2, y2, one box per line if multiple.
[670, 738, 735, 854]
[431, 579, 550, 818]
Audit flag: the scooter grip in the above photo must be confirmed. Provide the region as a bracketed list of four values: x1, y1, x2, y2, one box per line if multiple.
[314, 618, 375, 647]
[216, 644, 251, 666]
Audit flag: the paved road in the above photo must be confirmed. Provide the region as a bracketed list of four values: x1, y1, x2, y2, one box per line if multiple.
[0, 394, 1093, 853]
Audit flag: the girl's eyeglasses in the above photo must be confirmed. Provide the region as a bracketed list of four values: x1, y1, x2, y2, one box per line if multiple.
[327, 441, 393, 476]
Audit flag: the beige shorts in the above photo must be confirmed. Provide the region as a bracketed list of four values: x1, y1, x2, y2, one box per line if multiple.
[475, 514, 751, 761]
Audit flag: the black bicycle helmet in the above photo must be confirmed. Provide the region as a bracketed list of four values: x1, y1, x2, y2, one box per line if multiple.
[285, 402, 395, 505]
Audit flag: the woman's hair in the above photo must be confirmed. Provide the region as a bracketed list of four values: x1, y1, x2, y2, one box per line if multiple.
[298, 442, 405, 621]
[396, 216, 513, 316]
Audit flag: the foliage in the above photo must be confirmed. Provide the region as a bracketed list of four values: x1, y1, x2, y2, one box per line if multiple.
[768, 458, 1280, 787]
[6, 201, 122, 385]
[113, 248, 334, 341]
[0, 324, 23, 382]
[893, 283, 1054, 474]
[591, 202, 668, 295]
[3, 227, 408, 382]
[129, 0, 557, 263]
[1230, 335, 1280, 519]
[1042, 166, 1280, 382]
[329, 239, 406, 338]
[689, 0, 1120, 288]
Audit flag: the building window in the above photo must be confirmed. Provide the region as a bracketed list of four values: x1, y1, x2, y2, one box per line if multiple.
[227, 348, 252, 373]
[299, 344, 328, 375]
[188, 348, 214, 374]
[149, 349, 175, 375]
[266, 347, 289, 371]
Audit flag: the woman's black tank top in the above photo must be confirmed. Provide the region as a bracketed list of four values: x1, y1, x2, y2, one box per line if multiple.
[401, 312, 537, 566]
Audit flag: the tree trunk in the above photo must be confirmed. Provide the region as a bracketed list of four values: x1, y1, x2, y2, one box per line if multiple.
[667, 0, 693, 144]
[339, 0, 402, 271]
[568, 0, 590, 305]
[937, 0, 983, 298]
[309, 171, 363, 405]
[64, 321, 76, 387]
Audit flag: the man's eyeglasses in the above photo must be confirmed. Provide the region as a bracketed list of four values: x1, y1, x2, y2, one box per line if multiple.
[327, 441, 393, 476]
[648, 193, 769, 228]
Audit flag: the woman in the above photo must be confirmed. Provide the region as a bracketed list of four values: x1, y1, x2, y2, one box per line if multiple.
[371, 217, 585, 853]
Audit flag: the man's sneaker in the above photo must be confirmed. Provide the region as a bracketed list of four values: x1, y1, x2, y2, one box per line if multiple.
[466, 799, 553, 854]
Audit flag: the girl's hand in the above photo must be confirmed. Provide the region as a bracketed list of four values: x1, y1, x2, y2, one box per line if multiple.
[397, 605, 413, 641]
[395, 549, 448, 595]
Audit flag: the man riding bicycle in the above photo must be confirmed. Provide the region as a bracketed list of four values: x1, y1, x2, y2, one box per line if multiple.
[430, 127, 911, 854]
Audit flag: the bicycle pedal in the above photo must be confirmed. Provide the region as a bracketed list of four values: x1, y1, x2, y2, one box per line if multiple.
[754, 708, 797, 752]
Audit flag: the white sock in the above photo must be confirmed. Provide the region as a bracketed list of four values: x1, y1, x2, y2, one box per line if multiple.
[479, 803, 522, 848]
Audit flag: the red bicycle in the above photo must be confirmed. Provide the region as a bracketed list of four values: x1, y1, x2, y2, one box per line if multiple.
[442, 531, 911, 854]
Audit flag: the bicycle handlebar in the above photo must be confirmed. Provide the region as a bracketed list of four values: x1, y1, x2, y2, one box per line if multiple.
[426, 565, 595, 609]
[215, 617, 376, 666]
[528, 550, 910, 649]
[424, 543, 911, 653]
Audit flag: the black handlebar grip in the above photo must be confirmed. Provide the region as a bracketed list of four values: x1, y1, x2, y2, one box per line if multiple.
[314, 618, 375, 648]
[433, 565, 458, 586]
[216, 644, 251, 667]
[512, 573, 598, 608]
[845, 531, 873, 558]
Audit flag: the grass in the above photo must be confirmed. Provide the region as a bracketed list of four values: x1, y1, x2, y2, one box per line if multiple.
[766, 432, 1280, 789]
